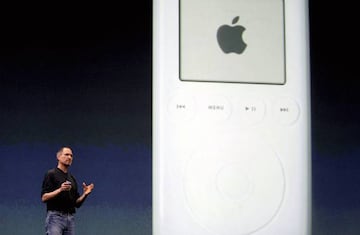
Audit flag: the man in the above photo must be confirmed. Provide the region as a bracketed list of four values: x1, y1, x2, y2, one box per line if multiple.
[41, 147, 94, 235]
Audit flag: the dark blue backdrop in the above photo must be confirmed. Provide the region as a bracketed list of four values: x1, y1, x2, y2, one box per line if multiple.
[0, 3, 152, 235]
[0, 1, 359, 235]
[310, 1, 359, 234]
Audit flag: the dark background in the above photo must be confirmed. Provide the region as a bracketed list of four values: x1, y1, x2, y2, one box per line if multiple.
[0, 3, 152, 235]
[0, 1, 359, 234]
[310, 1, 359, 234]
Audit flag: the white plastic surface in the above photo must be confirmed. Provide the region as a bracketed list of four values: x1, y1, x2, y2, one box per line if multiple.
[153, 0, 311, 234]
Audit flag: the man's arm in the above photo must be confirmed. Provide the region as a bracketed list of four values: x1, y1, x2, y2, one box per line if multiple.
[76, 182, 94, 206]
[41, 182, 72, 202]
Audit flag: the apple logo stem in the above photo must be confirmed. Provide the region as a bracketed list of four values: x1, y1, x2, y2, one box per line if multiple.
[217, 16, 247, 54]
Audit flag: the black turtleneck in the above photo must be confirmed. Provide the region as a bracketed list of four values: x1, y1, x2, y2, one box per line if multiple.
[41, 167, 82, 214]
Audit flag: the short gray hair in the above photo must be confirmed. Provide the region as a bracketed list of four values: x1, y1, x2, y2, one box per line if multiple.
[56, 146, 72, 158]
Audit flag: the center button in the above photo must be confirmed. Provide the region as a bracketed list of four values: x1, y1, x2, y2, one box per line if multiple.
[216, 163, 254, 203]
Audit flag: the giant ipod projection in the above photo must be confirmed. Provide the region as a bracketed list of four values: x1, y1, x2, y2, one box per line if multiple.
[0, 0, 359, 235]
[155, 0, 309, 234]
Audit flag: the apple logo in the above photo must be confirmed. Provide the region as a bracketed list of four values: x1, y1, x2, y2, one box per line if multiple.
[216, 16, 247, 54]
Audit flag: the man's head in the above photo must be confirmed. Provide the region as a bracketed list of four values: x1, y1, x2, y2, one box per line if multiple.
[57, 147, 73, 167]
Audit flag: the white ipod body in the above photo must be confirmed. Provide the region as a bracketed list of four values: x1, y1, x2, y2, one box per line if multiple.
[153, 0, 311, 234]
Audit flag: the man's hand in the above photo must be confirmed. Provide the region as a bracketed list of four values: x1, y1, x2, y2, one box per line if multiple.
[42, 181, 72, 202]
[75, 182, 95, 205]
[60, 181, 72, 192]
[82, 182, 94, 195]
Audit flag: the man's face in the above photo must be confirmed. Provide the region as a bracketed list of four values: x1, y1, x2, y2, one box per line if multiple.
[57, 148, 73, 167]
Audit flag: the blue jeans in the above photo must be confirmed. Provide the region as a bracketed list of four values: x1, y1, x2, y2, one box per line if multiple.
[45, 211, 75, 235]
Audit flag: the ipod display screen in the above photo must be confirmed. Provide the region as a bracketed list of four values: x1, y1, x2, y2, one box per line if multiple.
[180, 0, 286, 84]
